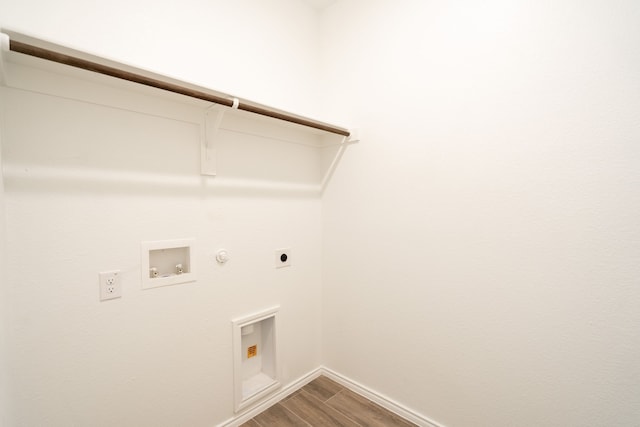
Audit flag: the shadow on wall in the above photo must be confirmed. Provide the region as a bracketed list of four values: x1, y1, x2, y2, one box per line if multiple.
[1, 73, 352, 198]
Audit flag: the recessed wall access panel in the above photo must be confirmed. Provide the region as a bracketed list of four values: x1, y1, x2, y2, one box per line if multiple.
[232, 306, 280, 412]
[141, 238, 195, 289]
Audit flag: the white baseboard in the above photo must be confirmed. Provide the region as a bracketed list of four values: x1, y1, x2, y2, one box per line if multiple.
[216, 367, 323, 427]
[217, 365, 444, 427]
[320, 367, 444, 427]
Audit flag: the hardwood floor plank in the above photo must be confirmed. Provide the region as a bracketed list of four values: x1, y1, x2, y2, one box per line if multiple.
[253, 403, 310, 427]
[301, 376, 344, 402]
[283, 389, 304, 402]
[326, 389, 418, 427]
[239, 420, 261, 427]
[282, 390, 360, 427]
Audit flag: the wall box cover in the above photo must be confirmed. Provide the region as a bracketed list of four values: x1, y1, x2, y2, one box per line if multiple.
[140, 238, 196, 289]
[232, 306, 280, 413]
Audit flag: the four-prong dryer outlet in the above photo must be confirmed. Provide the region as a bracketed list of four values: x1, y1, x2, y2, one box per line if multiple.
[275, 249, 291, 268]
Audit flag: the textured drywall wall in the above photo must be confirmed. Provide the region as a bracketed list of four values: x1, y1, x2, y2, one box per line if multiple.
[1, 74, 324, 427]
[0, 86, 9, 427]
[320, 1, 640, 426]
[0, 1, 325, 426]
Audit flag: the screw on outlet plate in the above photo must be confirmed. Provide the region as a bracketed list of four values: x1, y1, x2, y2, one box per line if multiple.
[99, 270, 122, 301]
[275, 249, 291, 268]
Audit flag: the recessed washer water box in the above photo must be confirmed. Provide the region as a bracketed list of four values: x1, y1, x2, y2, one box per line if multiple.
[232, 306, 280, 412]
[141, 238, 195, 289]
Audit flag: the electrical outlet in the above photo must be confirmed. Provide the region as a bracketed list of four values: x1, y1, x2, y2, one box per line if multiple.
[99, 270, 122, 301]
[275, 249, 291, 268]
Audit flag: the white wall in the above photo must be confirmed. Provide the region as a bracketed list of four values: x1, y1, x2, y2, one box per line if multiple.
[0, 87, 8, 427]
[0, 1, 325, 426]
[321, 1, 640, 426]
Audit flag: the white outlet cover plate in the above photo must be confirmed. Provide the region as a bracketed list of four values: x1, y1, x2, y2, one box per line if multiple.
[275, 249, 291, 268]
[99, 270, 122, 301]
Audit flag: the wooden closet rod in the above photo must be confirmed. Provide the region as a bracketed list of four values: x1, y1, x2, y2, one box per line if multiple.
[8, 39, 351, 137]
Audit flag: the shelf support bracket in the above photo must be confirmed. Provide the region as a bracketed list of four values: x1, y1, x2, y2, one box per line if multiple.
[201, 98, 240, 176]
[201, 105, 225, 176]
[319, 128, 360, 193]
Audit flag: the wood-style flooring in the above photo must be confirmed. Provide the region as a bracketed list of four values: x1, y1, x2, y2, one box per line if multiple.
[240, 376, 417, 427]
